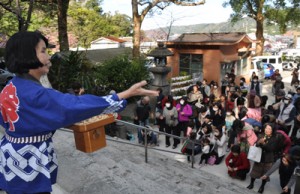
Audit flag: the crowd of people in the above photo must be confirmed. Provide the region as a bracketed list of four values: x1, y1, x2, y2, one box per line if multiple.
[133, 68, 300, 194]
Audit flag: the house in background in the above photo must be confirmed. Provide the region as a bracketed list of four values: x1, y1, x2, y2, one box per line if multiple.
[90, 36, 127, 50]
[165, 32, 254, 84]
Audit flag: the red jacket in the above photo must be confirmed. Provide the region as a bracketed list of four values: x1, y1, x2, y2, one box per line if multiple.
[225, 152, 250, 177]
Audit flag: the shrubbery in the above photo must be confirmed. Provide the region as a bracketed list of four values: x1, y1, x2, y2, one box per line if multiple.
[49, 51, 150, 98]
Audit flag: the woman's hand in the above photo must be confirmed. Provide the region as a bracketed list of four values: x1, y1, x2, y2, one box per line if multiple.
[117, 81, 159, 99]
[260, 175, 268, 180]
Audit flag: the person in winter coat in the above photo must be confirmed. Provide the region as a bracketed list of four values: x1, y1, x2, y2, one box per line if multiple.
[261, 152, 297, 194]
[272, 76, 285, 97]
[225, 110, 236, 150]
[210, 102, 226, 129]
[225, 144, 250, 180]
[209, 128, 227, 165]
[248, 75, 262, 97]
[175, 97, 193, 149]
[291, 68, 299, 86]
[247, 123, 278, 194]
[233, 119, 258, 153]
[275, 94, 296, 136]
[162, 99, 178, 148]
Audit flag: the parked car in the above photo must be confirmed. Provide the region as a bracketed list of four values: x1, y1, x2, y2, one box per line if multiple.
[263, 63, 275, 79]
[0, 68, 14, 87]
[282, 62, 294, 71]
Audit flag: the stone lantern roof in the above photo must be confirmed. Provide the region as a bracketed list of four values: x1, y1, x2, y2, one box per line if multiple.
[147, 42, 174, 57]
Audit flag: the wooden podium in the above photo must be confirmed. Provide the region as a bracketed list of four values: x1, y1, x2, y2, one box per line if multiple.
[68, 114, 115, 153]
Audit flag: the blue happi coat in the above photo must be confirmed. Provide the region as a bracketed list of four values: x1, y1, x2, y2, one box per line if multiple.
[0, 75, 127, 194]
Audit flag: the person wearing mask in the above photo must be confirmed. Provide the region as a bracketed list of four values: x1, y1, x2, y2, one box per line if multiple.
[275, 94, 296, 136]
[239, 77, 249, 97]
[175, 97, 192, 149]
[210, 102, 226, 129]
[209, 128, 227, 165]
[249, 75, 262, 97]
[162, 100, 178, 148]
[247, 123, 278, 194]
[225, 144, 250, 180]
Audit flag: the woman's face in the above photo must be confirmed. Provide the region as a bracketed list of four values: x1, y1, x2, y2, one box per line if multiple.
[193, 86, 198, 92]
[36, 39, 51, 75]
[264, 125, 273, 136]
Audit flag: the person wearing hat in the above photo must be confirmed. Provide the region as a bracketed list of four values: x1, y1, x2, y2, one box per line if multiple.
[275, 94, 297, 136]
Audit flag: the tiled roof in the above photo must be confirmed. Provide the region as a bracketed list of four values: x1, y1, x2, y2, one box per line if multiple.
[105, 36, 126, 43]
[166, 32, 253, 45]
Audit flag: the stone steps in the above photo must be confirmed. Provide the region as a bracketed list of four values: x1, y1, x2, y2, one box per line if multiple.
[53, 130, 257, 194]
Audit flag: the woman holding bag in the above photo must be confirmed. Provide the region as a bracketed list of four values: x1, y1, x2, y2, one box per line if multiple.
[247, 123, 277, 193]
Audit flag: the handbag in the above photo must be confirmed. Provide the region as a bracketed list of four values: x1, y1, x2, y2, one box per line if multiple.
[247, 145, 262, 163]
[181, 140, 189, 154]
[207, 155, 216, 165]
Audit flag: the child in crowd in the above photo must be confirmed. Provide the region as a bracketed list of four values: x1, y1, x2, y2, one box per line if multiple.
[199, 138, 211, 166]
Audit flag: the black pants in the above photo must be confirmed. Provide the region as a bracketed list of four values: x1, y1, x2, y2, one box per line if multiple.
[177, 121, 189, 137]
[200, 153, 210, 164]
[165, 125, 176, 146]
[172, 125, 181, 147]
[280, 175, 291, 194]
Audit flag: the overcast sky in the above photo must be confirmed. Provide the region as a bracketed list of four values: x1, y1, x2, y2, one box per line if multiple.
[101, 0, 233, 30]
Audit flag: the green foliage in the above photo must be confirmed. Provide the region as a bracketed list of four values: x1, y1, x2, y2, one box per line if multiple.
[49, 50, 97, 93]
[95, 55, 149, 95]
[85, 0, 103, 14]
[68, 3, 132, 48]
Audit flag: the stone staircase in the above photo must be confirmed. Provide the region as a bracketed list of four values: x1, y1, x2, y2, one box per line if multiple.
[54, 129, 257, 194]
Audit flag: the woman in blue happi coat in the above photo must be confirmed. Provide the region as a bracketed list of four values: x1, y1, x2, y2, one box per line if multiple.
[0, 31, 157, 194]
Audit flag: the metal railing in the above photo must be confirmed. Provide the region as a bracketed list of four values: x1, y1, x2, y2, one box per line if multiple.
[113, 119, 200, 168]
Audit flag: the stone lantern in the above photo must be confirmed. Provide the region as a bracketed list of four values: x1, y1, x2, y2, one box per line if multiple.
[147, 42, 173, 95]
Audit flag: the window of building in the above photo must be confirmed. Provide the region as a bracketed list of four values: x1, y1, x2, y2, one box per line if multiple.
[179, 54, 203, 75]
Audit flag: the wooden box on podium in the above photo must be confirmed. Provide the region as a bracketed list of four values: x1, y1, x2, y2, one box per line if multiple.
[68, 114, 115, 153]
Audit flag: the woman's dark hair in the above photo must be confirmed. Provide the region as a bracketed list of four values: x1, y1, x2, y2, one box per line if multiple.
[263, 122, 276, 135]
[5, 31, 49, 74]
[232, 119, 245, 133]
[231, 144, 241, 154]
[188, 120, 195, 128]
[190, 132, 197, 140]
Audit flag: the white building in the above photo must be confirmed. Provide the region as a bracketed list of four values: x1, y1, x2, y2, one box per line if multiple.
[90, 36, 126, 50]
